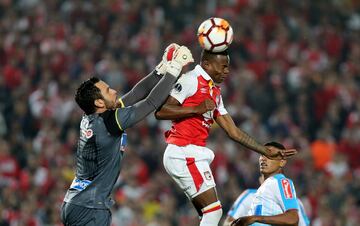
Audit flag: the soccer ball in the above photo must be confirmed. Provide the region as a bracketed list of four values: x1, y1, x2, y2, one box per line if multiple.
[197, 17, 233, 52]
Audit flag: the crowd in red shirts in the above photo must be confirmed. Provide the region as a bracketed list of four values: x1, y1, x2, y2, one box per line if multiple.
[0, 0, 359, 225]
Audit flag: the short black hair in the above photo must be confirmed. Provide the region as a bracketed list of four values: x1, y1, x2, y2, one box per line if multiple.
[75, 77, 102, 115]
[200, 49, 229, 62]
[264, 141, 285, 150]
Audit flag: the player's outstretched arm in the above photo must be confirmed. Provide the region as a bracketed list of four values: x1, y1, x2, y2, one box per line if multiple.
[155, 97, 215, 120]
[119, 71, 163, 107]
[231, 209, 299, 226]
[119, 44, 180, 107]
[118, 46, 194, 130]
[216, 114, 297, 158]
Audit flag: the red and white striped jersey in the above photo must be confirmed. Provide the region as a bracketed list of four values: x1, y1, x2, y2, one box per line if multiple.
[165, 65, 228, 146]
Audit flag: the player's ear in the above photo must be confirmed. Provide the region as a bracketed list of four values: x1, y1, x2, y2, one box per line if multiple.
[202, 60, 211, 70]
[94, 99, 105, 108]
[280, 159, 287, 168]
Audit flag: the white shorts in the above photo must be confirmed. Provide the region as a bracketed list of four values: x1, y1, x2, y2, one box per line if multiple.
[163, 144, 216, 199]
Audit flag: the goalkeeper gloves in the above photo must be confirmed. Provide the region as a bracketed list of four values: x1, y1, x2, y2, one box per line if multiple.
[155, 44, 194, 78]
[155, 43, 180, 75]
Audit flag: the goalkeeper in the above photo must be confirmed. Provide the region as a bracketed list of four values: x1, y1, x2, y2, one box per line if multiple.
[61, 44, 194, 226]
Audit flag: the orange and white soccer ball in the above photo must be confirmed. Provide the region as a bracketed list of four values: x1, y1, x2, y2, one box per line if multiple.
[197, 17, 233, 52]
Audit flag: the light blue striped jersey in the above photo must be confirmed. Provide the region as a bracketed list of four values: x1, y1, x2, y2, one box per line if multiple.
[297, 198, 310, 226]
[227, 188, 310, 225]
[227, 189, 257, 219]
[248, 174, 300, 226]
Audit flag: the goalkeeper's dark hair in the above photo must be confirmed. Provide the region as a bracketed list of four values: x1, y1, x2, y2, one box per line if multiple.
[264, 141, 286, 150]
[75, 77, 103, 115]
[200, 49, 229, 62]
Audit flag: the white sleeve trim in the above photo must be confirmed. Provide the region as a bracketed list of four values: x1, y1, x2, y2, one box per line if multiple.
[217, 95, 228, 115]
[170, 74, 197, 104]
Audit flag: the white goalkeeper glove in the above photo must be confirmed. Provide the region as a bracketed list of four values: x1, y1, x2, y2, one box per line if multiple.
[166, 45, 194, 78]
[155, 43, 180, 75]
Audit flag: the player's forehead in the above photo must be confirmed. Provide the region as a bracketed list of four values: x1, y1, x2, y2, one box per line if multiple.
[213, 54, 230, 65]
[95, 80, 109, 91]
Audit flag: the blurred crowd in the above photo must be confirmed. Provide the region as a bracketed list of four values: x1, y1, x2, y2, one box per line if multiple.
[0, 0, 360, 225]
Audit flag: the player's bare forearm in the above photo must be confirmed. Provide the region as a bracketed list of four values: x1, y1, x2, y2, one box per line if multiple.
[253, 210, 299, 225]
[231, 210, 298, 226]
[216, 114, 269, 156]
[229, 128, 269, 155]
[223, 216, 235, 226]
[155, 104, 199, 120]
[155, 96, 215, 120]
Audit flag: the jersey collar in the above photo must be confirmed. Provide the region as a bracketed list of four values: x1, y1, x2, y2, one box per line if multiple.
[195, 64, 213, 82]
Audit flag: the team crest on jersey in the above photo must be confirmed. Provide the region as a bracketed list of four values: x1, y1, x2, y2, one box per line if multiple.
[174, 83, 182, 92]
[281, 179, 293, 199]
[204, 171, 212, 180]
[85, 129, 93, 138]
[81, 128, 93, 139]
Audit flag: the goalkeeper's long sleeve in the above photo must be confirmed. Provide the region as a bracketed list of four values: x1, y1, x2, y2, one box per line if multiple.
[121, 70, 163, 106]
[117, 72, 177, 130]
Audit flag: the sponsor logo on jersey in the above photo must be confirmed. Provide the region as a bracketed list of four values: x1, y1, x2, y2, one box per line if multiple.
[80, 118, 93, 139]
[201, 117, 213, 129]
[199, 80, 208, 86]
[204, 171, 212, 180]
[174, 83, 182, 92]
[281, 179, 293, 199]
[70, 178, 92, 191]
[81, 118, 89, 129]
[200, 88, 208, 93]
[120, 133, 127, 151]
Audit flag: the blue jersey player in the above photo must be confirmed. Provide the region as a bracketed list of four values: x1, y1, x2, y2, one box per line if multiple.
[224, 182, 310, 225]
[231, 142, 301, 226]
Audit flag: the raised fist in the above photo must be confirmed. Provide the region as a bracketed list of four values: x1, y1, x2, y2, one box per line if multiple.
[196, 99, 216, 115]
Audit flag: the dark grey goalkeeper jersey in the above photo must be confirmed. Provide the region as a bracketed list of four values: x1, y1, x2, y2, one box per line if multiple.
[63, 71, 177, 209]
[63, 108, 132, 209]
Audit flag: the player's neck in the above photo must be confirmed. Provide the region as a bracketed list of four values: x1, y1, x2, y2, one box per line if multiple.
[96, 108, 107, 114]
[263, 170, 283, 180]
